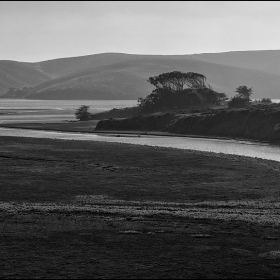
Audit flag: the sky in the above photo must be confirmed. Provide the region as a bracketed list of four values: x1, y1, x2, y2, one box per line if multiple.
[1, 1, 280, 62]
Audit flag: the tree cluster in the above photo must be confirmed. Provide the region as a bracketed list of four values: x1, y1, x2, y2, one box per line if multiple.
[260, 98, 272, 104]
[138, 71, 227, 113]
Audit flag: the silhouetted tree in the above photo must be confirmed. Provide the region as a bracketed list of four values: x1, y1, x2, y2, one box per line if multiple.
[235, 86, 253, 100]
[227, 85, 253, 108]
[138, 71, 227, 113]
[148, 71, 206, 92]
[75, 105, 91, 121]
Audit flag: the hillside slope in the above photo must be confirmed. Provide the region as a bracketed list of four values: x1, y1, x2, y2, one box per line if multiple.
[2, 52, 280, 99]
[22, 56, 280, 99]
[35, 53, 135, 78]
[0, 53, 135, 96]
[0, 61, 51, 96]
[191, 50, 280, 75]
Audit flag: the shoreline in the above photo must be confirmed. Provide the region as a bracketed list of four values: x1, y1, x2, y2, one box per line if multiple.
[1, 122, 280, 169]
[1, 135, 280, 200]
[1, 133, 280, 172]
[0, 122, 277, 146]
[1, 121, 280, 170]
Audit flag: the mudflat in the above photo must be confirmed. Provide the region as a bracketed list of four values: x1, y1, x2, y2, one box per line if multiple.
[1, 136, 280, 278]
[0, 120, 98, 132]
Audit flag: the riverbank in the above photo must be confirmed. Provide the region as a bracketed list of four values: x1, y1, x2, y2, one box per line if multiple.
[2, 125, 280, 163]
[96, 104, 280, 143]
[1, 120, 275, 146]
[2, 103, 280, 145]
[1, 136, 280, 278]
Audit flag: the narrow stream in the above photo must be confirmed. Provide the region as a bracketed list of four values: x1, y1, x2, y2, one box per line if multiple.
[1, 127, 280, 162]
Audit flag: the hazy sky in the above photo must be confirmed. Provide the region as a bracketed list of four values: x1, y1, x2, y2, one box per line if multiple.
[2, 1, 280, 62]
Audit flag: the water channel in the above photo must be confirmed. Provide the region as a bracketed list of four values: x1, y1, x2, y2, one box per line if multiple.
[1, 127, 280, 162]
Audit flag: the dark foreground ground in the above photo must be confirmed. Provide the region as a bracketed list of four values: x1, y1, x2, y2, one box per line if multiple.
[1, 136, 280, 278]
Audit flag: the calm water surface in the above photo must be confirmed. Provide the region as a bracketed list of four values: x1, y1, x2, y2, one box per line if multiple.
[1, 99, 280, 161]
[1, 127, 280, 162]
[0, 99, 137, 111]
[0, 99, 137, 123]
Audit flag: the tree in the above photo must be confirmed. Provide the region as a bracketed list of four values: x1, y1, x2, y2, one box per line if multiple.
[227, 85, 253, 108]
[148, 71, 206, 92]
[138, 71, 227, 113]
[75, 105, 91, 121]
[235, 86, 253, 100]
[197, 87, 228, 106]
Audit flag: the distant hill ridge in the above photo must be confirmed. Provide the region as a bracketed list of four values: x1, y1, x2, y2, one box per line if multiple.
[1, 51, 280, 99]
[190, 50, 280, 74]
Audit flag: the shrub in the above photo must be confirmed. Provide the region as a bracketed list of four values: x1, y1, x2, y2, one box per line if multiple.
[228, 96, 250, 108]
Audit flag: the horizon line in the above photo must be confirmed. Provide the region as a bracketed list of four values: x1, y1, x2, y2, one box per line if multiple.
[1, 48, 280, 64]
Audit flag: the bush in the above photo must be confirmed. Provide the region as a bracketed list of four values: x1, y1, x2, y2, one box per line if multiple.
[228, 96, 250, 108]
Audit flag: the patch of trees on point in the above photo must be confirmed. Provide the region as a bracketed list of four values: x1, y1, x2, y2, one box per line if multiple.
[137, 71, 228, 113]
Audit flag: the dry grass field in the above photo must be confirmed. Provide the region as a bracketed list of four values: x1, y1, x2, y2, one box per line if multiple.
[1, 136, 280, 278]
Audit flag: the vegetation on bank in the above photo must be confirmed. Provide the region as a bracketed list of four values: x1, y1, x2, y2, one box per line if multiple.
[88, 70, 254, 121]
[137, 71, 228, 113]
[76, 70, 279, 143]
[96, 103, 280, 142]
[228, 85, 253, 108]
[90, 106, 141, 120]
[88, 70, 275, 120]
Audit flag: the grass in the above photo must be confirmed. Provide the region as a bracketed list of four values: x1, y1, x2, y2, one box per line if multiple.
[1, 136, 280, 278]
[4, 197, 280, 226]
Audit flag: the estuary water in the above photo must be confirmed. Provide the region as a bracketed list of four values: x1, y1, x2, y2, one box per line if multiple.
[0, 99, 280, 162]
[0, 99, 137, 123]
[0, 99, 137, 111]
[0, 127, 280, 162]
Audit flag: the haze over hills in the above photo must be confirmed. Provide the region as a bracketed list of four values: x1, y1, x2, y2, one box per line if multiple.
[1, 51, 280, 100]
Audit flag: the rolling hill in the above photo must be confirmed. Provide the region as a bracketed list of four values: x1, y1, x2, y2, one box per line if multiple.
[1, 52, 280, 100]
[0, 60, 51, 96]
[191, 49, 280, 75]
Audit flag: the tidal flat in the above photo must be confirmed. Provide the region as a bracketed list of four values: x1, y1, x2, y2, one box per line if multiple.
[1, 136, 280, 278]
